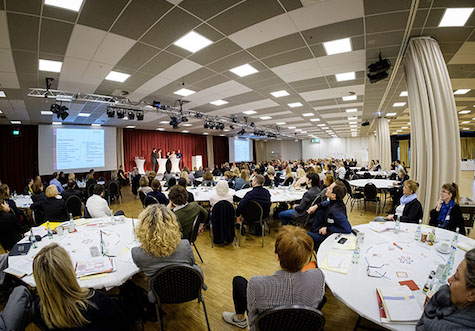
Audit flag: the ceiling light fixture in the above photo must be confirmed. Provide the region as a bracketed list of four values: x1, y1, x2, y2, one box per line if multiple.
[335, 71, 355, 82]
[439, 8, 474, 27]
[393, 102, 406, 107]
[174, 88, 195, 97]
[210, 99, 228, 106]
[276, 122, 286, 125]
[459, 110, 471, 114]
[243, 110, 256, 115]
[345, 108, 357, 113]
[44, 0, 83, 11]
[288, 102, 303, 108]
[400, 91, 408, 97]
[91, 123, 101, 127]
[39, 59, 62, 73]
[229, 64, 258, 77]
[41, 111, 53, 115]
[270, 90, 289, 98]
[348, 116, 357, 120]
[11, 121, 21, 124]
[77, 113, 90, 117]
[323, 37, 352, 55]
[105, 71, 130, 82]
[126, 125, 136, 129]
[260, 116, 272, 120]
[0, 91, 6, 97]
[310, 118, 320, 122]
[288, 126, 296, 129]
[303, 113, 314, 117]
[157, 128, 165, 131]
[52, 121, 62, 125]
[173, 31, 213, 53]
[454, 89, 471, 95]
[342, 95, 357, 101]
[386, 112, 397, 116]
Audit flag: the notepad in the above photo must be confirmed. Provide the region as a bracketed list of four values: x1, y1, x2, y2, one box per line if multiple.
[377, 286, 423, 322]
[75, 256, 114, 278]
[320, 251, 351, 274]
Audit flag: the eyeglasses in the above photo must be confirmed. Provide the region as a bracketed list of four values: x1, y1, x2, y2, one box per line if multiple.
[367, 264, 388, 278]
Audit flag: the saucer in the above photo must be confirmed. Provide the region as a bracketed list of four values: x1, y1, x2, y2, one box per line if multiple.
[436, 245, 450, 254]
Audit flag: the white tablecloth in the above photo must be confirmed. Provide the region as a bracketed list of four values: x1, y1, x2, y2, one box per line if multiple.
[349, 179, 396, 189]
[9, 217, 140, 290]
[11, 195, 33, 209]
[356, 171, 388, 177]
[234, 187, 306, 203]
[157, 159, 168, 174]
[317, 223, 475, 330]
[171, 158, 181, 173]
[135, 158, 146, 175]
[164, 186, 236, 202]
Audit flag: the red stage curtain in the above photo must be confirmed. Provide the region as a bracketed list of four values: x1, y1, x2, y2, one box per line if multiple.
[213, 136, 229, 167]
[0, 125, 38, 193]
[123, 129, 208, 172]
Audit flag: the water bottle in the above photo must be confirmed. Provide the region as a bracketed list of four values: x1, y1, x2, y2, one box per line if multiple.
[414, 219, 422, 241]
[30, 229, 37, 249]
[448, 247, 456, 271]
[451, 227, 459, 249]
[394, 215, 400, 234]
[352, 234, 361, 264]
[47, 221, 53, 239]
[110, 209, 116, 225]
[440, 259, 452, 283]
[68, 213, 75, 233]
[423, 270, 436, 292]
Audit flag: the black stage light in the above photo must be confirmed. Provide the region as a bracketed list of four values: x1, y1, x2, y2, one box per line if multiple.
[367, 53, 391, 84]
[238, 128, 246, 135]
[362, 121, 370, 126]
[181, 116, 188, 122]
[231, 117, 238, 123]
[367, 71, 389, 84]
[136, 111, 144, 121]
[107, 107, 115, 118]
[250, 122, 255, 127]
[152, 100, 161, 108]
[230, 125, 235, 129]
[128, 110, 135, 120]
[169, 116, 181, 129]
[195, 112, 203, 118]
[117, 108, 125, 119]
[204, 122, 209, 129]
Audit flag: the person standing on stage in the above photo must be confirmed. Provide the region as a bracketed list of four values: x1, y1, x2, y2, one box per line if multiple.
[157, 148, 162, 159]
[151, 148, 158, 172]
[177, 149, 182, 159]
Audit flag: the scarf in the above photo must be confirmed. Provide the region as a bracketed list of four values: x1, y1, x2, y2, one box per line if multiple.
[438, 199, 455, 228]
[400, 193, 417, 205]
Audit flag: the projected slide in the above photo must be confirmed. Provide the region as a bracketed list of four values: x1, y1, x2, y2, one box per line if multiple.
[234, 139, 251, 162]
[56, 128, 105, 170]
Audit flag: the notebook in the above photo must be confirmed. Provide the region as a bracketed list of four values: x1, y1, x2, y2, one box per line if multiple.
[75, 256, 114, 278]
[8, 243, 31, 256]
[376, 286, 423, 322]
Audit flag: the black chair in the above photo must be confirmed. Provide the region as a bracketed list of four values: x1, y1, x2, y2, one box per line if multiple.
[374, 174, 383, 179]
[363, 172, 371, 179]
[241, 183, 251, 189]
[342, 180, 363, 212]
[363, 183, 380, 215]
[84, 206, 92, 218]
[151, 265, 210, 331]
[210, 200, 235, 247]
[107, 181, 122, 205]
[65, 195, 82, 217]
[389, 173, 397, 180]
[98, 176, 106, 182]
[139, 191, 146, 207]
[240, 200, 270, 248]
[228, 181, 234, 189]
[87, 184, 95, 198]
[144, 196, 159, 207]
[283, 177, 294, 186]
[263, 177, 272, 187]
[189, 215, 203, 262]
[255, 305, 325, 331]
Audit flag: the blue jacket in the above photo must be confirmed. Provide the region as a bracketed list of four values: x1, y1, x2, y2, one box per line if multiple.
[233, 178, 248, 190]
[236, 186, 271, 218]
[147, 191, 169, 205]
[49, 178, 64, 193]
[310, 200, 352, 235]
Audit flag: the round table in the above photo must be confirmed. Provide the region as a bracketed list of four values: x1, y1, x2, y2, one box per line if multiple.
[11, 195, 33, 209]
[348, 179, 396, 189]
[317, 222, 475, 330]
[356, 171, 388, 178]
[235, 187, 306, 203]
[8, 217, 139, 290]
[135, 158, 146, 175]
[163, 186, 236, 202]
[157, 158, 168, 174]
[171, 158, 181, 173]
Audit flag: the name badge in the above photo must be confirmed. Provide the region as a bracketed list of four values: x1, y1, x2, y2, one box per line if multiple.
[445, 215, 450, 221]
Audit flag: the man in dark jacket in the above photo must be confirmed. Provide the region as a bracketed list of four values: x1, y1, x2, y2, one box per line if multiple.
[236, 174, 271, 222]
[306, 182, 352, 250]
[151, 148, 158, 172]
[279, 173, 321, 225]
[61, 180, 82, 202]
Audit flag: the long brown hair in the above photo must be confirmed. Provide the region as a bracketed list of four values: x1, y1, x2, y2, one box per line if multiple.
[442, 182, 459, 204]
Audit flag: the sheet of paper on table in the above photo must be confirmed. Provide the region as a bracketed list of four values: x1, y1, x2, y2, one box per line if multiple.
[27, 226, 47, 237]
[332, 235, 357, 250]
[321, 251, 351, 274]
[4, 256, 34, 277]
[368, 222, 394, 233]
[75, 256, 114, 278]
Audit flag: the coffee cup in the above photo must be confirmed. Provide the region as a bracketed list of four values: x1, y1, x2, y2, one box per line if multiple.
[439, 242, 450, 253]
[56, 226, 64, 236]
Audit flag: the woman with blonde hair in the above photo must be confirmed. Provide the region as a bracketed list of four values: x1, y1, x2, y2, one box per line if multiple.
[210, 180, 234, 207]
[132, 204, 204, 296]
[30, 185, 68, 221]
[68, 173, 75, 181]
[285, 166, 292, 179]
[292, 168, 307, 188]
[137, 176, 152, 196]
[233, 167, 241, 179]
[234, 169, 249, 190]
[34, 243, 126, 330]
[181, 170, 190, 186]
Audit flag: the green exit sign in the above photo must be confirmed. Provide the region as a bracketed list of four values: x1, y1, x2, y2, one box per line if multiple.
[311, 138, 320, 143]
[12, 130, 20, 136]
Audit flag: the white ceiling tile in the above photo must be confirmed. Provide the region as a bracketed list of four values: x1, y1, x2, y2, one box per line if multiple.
[80, 62, 114, 93]
[302, 84, 365, 102]
[0, 49, 16, 72]
[92, 33, 136, 65]
[317, 50, 366, 76]
[448, 42, 475, 65]
[0, 72, 20, 89]
[207, 99, 279, 116]
[185, 80, 251, 108]
[271, 58, 323, 83]
[451, 78, 475, 90]
[313, 102, 363, 112]
[65, 24, 107, 61]
[0, 12, 11, 49]
[5, 100, 31, 121]
[58, 57, 90, 92]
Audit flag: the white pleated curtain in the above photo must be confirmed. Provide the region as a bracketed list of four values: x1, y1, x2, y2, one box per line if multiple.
[404, 37, 460, 223]
[375, 118, 391, 171]
[367, 134, 377, 168]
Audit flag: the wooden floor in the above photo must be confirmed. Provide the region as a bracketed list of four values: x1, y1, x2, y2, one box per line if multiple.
[23, 171, 475, 331]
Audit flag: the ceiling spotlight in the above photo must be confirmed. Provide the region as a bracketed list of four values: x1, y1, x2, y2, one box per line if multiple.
[128, 110, 135, 120]
[137, 111, 144, 121]
[250, 122, 255, 127]
[195, 112, 203, 118]
[181, 116, 188, 122]
[204, 122, 209, 129]
[238, 128, 246, 135]
[230, 125, 235, 129]
[152, 100, 161, 108]
[170, 116, 181, 129]
[50, 103, 69, 120]
[107, 107, 115, 118]
[116, 109, 125, 119]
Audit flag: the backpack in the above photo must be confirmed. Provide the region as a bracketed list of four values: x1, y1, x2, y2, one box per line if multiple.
[119, 280, 157, 328]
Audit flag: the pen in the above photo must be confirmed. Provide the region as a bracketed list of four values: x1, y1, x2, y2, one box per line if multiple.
[393, 243, 403, 250]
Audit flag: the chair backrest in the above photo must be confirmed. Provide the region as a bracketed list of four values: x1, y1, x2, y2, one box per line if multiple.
[255, 305, 325, 331]
[144, 195, 158, 207]
[363, 172, 371, 179]
[108, 181, 120, 196]
[242, 200, 263, 224]
[283, 177, 294, 186]
[87, 184, 95, 197]
[228, 181, 234, 189]
[189, 215, 201, 244]
[242, 183, 251, 189]
[98, 176, 106, 182]
[374, 175, 383, 179]
[341, 180, 352, 198]
[65, 195, 82, 217]
[264, 177, 272, 187]
[150, 265, 203, 304]
[84, 206, 92, 219]
[389, 173, 397, 180]
[210, 200, 235, 244]
[139, 191, 146, 205]
[363, 183, 378, 199]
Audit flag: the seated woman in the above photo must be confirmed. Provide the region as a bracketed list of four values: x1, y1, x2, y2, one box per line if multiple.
[315, 165, 325, 182]
[224, 171, 234, 187]
[132, 204, 204, 300]
[34, 243, 127, 330]
[429, 183, 466, 235]
[31, 181, 46, 203]
[146, 179, 169, 205]
[23, 179, 34, 195]
[0, 199, 23, 251]
[200, 171, 215, 187]
[233, 169, 249, 190]
[417, 249, 475, 330]
[180, 171, 191, 186]
[178, 178, 194, 202]
[137, 176, 152, 197]
[279, 173, 321, 226]
[210, 180, 234, 208]
[30, 185, 69, 222]
[264, 167, 276, 187]
[292, 168, 307, 188]
[0, 184, 24, 221]
[374, 179, 423, 224]
[222, 226, 325, 329]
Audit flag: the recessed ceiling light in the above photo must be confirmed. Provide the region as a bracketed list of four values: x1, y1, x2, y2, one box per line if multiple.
[91, 123, 101, 127]
[386, 112, 397, 117]
[439, 8, 474, 27]
[0, 91, 6, 97]
[462, 121, 470, 124]
[317, 124, 326, 127]
[44, 0, 83, 11]
[349, 121, 357, 124]
[210, 99, 228, 106]
[229, 64, 258, 77]
[295, 129, 302, 132]
[203, 132, 209, 135]
[276, 122, 286, 125]
[39, 59, 62, 73]
[77, 113, 90, 117]
[401, 126, 409, 129]
[288, 102, 303, 108]
[342, 95, 357, 101]
[348, 116, 357, 120]
[454, 89, 471, 95]
[310, 118, 320, 122]
[322, 126, 328, 129]
[126, 125, 136, 129]
[323, 37, 352, 55]
[303, 113, 314, 117]
[174, 88, 195, 97]
[11, 120, 21, 124]
[243, 110, 256, 115]
[183, 123, 192, 126]
[400, 91, 408, 97]
[52, 121, 62, 125]
[397, 129, 403, 132]
[182, 130, 189, 133]
[219, 134, 225, 137]
[335, 71, 355, 82]
[41, 110, 53, 115]
[288, 126, 296, 129]
[459, 110, 471, 114]
[301, 131, 307, 134]
[408, 122, 411, 125]
[157, 128, 165, 131]
[173, 31, 213, 53]
[122, 117, 128, 120]
[223, 129, 230, 132]
[349, 125, 357, 128]
[393, 102, 406, 107]
[463, 127, 470, 130]
[105, 71, 130, 82]
[260, 116, 272, 120]
[270, 90, 289, 98]
[345, 108, 357, 113]
[160, 121, 168, 124]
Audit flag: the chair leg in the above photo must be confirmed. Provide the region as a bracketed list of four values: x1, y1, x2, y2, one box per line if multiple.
[193, 242, 204, 263]
[261, 223, 265, 248]
[238, 223, 242, 247]
[210, 223, 214, 248]
[200, 294, 211, 331]
[155, 303, 163, 331]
